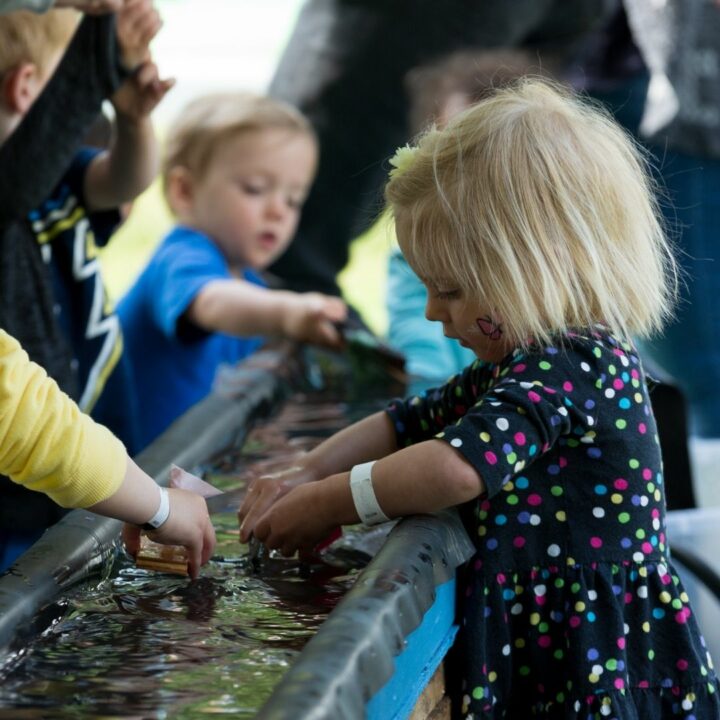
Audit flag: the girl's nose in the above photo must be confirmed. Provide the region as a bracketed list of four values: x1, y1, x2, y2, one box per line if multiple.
[425, 295, 446, 323]
[266, 193, 286, 219]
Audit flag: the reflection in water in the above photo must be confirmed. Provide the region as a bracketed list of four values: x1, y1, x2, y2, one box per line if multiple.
[0, 393, 389, 718]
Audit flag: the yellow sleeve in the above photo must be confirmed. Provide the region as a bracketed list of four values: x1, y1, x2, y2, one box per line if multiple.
[0, 329, 127, 508]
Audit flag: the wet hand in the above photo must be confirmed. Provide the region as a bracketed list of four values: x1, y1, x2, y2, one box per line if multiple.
[238, 464, 316, 543]
[123, 488, 216, 579]
[252, 483, 336, 557]
[283, 293, 347, 349]
[116, 0, 162, 72]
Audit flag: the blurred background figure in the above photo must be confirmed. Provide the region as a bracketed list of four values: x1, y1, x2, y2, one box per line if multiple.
[623, 0, 720, 507]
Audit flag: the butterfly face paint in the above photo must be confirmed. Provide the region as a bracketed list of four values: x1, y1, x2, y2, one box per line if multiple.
[476, 315, 504, 341]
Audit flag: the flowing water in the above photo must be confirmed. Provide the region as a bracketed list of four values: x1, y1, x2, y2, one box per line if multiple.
[0, 389, 393, 719]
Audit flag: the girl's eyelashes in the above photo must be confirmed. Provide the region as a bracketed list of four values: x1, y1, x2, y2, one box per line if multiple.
[434, 289, 461, 300]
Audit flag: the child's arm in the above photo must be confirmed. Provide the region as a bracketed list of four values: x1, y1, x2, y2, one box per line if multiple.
[188, 280, 347, 349]
[84, 0, 170, 210]
[249, 436, 484, 556]
[0, 329, 215, 577]
[0, 0, 123, 13]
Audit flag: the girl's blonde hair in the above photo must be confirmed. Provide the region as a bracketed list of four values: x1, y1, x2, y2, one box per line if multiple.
[162, 92, 315, 201]
[385, 78, 677, 348]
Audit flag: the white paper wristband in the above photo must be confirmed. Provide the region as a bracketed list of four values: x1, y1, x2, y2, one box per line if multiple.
[142, 486, 170, 530]
[350, 461, 390, 526]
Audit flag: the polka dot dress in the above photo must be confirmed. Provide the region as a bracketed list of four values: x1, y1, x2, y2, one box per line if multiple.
[386, 327, 719, 718]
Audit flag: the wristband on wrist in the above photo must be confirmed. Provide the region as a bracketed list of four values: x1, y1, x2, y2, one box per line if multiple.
[349, 461, 390, 526]
[141, 486, 170, 531]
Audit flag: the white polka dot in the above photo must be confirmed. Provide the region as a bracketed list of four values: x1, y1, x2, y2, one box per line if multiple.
[652, 518, 660, 531]
[637, 586, 648, 599]
[450, 438, 463, 447]
[682, 698, 694, 710]
[511, 603, 523, 615]
[534, 584, 547, 597]
[580, 363, 590, 372]
[513, 461, 526, 472]
[530, 514, 541, 526]
[633, 552, 644, 563]
[640, 496, 649, 507]
[620, 355, 630, 367]
[520, 381, 534, 389]
[593, 507, 605, 518]
[624, 623, 630, 635]
[502, 644, 511, 656]
[588, 590, 597, 601]
[496, 418, 510, 431]
[592, 664, 604, 675]
[547, 544, 561, 557]
[600, 705, 612, 717]
[604, 388, 616, 399]
[587, 416, 595, 426]
[558, 406, 568, 416]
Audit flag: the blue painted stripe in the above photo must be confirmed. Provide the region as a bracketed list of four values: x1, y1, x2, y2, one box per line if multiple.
[367, 578, 457, 720]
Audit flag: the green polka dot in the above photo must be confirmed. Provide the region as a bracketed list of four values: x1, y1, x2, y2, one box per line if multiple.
[554, 578, 565, 588]
[615, 419, 627, 430]
[519, 666, 531, 676]
[648, 649, 655, 660]
[539, 361, 552, 370]
[539, 622, 549, 633]
[618, 512, 630, 524]
[454, 386, 462, 396]
[506, 494, 519, 505]
[606, 659, 618, 671]
[629, 458, 640, 469]
[507, 452, 517, 464]
[551, 485, 563, 496]
[472, 687, 484, 700]
[608, 364, 617, 375]
[554, 650, 564, 661]
[636, 529, 646, 539]
[571, 582, 581, 593]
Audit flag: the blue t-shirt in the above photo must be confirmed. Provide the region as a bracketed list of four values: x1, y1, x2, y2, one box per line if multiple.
[118, 226, 264, 451]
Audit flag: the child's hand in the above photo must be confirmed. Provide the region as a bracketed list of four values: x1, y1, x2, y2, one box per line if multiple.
[111, 60, 174, 120]
[238, 464, 317, 543]
[115, 0, 162, 72]
[252, 482, 337, 557]
[122, 488, 216, 579]
[282, 292, 347, 349]
[55, 0, 125, 12]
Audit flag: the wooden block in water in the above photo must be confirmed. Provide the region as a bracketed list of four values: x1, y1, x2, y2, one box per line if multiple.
[135, 535, 189, 576]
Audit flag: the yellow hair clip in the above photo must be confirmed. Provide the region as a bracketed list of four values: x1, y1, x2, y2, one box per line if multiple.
[388, 144, 417, 179]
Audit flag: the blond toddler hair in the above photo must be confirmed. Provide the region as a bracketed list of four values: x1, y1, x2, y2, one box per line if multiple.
[385, 78, 677, 349]
[162, 92, 316, 208]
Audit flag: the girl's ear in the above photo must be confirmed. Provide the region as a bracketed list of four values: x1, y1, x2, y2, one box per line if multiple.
[2, 62, 43, 115]
[165, 166, 195, 216]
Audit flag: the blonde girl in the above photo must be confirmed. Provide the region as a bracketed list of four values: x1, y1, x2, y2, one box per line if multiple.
[238, 79, 719, 718]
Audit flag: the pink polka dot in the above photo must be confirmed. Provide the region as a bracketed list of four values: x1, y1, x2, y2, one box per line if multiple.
[563, 381, 573, 392]
[514, 432, 526, 445]
[569, 616, 581, 628]
[513, 363, 527, 373]
[641, 542, 653, 554]
[638, 423, 647, 434]
[484, 451, 498, 465]
[613, 378, 624, 390]
[513, 536, 526, 548]
[614, 679, 625, 690]
[675, 610, 688, 624]
[624, 592, 633, 605]
[497, 573, 506, 584]
[528, 494, 542, 506]
[538, 635, 551, 648]
[677, 659, 689, 671]
[642, 468, 652, 480]
[590, 537, 603, 549]
[528, 391, 541, 403]
[617, 637, 626, 649]
[631, 369, 640, 379]
[614, 478, 628, 490]
[638, 680, 650, 689]
[543, 386, 556, 394]
[651, 509, 660, 519]
[559, 456, 568, 468]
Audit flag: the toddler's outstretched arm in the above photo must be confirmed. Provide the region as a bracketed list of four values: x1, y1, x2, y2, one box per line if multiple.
[189, 280, 347, 350]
